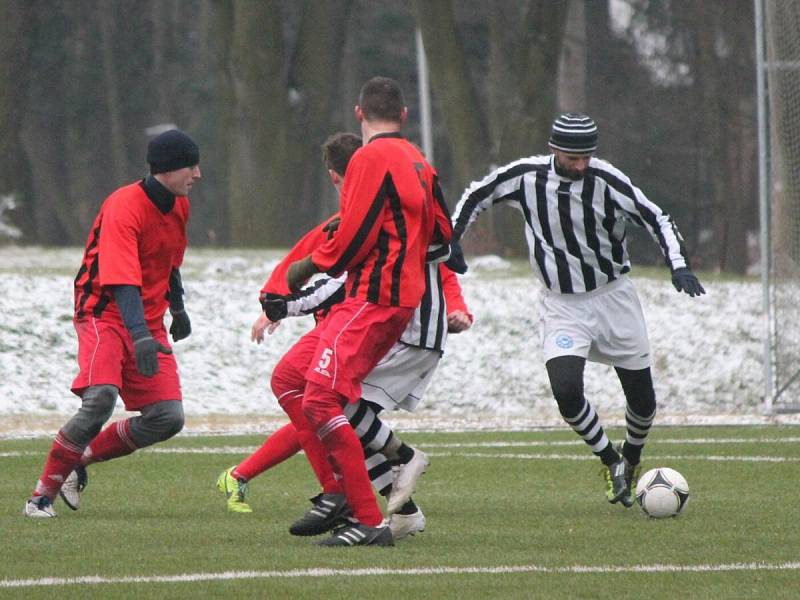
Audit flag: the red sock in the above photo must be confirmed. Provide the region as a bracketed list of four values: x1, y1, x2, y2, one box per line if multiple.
[304, 382, 383, 527]
[82, 419, 138, 465]
[234, 423, 301, 481]
[279, 390, 341, 493]
[33, 431, 85, 500]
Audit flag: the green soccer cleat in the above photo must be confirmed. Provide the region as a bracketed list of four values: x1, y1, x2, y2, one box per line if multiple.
[216, 467, 252, 513]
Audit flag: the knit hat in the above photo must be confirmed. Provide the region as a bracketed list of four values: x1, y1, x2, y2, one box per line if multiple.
[147, 129, 200, 174]
[548, 113, 598, 154]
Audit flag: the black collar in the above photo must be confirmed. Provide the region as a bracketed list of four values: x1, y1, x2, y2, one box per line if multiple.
[368, 131, 404, 143]
[140, 175, 176, 214]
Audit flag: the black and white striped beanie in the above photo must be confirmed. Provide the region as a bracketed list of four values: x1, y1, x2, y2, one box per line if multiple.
[548, 113, 597, 154]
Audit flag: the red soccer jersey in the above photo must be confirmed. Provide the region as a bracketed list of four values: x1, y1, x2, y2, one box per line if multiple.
[74, 181, 189, 328]
[310, 133, 452, 308]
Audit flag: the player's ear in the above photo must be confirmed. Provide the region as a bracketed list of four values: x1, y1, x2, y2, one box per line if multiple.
[354, 105, 364, 122]
[328, 169, 342, 186]
[399, 106, 408, 125]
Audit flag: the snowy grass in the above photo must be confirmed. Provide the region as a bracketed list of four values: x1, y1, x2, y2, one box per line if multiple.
[0, 245, 784, 436]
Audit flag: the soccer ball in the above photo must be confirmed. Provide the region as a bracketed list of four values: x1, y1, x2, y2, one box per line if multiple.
[635, 467, 690, 518]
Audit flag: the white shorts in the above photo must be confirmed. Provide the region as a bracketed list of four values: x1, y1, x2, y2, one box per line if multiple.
[359, 342, 441, 412]
[539, 275, 651, 370]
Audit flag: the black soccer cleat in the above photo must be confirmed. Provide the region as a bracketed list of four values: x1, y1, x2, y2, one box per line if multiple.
[289, 493, 351, 536]
[607, 458, 634, 508]
[316, 522, 394, 547]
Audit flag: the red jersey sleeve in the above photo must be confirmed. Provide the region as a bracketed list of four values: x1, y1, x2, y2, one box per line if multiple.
[261, 213, 340, 295]
[440, 264, 473, 321]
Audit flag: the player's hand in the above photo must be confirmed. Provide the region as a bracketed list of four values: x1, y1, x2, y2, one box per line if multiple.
[444, 241, 468, 274]
[169, 309, 191, 342]
[447, 310, 473, 333]
[322, 217, 341, 240]
[286, 256, 319, 292]
[133, 334, 172, 377]
[251, 313, 280, 343]
[671, 268, 706, 297]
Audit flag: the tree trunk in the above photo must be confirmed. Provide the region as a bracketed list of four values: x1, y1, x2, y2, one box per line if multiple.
[226, 0, 292, 246]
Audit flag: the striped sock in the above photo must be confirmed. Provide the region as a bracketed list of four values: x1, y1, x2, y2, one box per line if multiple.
[623, 406, 656, 466]
[82, 419, 138, 465]
[563, 399, 617, 466]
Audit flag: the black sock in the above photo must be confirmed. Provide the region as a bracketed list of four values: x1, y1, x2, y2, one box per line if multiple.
[622, 442, 642, 466]
[397, 499, 417, 515]
[599, 443, 620, 467]
[396, 443, 414, 465]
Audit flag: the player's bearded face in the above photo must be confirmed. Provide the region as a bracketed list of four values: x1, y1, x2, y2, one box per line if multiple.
[554, 151, 591, 180]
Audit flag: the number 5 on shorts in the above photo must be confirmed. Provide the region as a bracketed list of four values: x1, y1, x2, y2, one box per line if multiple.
[314, 347, 333, 377]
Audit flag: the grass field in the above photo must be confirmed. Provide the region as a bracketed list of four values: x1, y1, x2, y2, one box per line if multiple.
[2, 426, 799, 599]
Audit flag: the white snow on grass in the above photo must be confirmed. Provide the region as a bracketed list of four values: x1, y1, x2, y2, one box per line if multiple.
[0, 246, 787, 435]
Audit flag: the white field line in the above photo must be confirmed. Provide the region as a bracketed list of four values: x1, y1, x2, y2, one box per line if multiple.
[3, 435, 800, 461]
[2, 562, 799, 589]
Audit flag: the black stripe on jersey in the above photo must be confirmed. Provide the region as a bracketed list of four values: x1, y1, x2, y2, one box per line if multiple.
[522, 174, 550, 288]
[431, 175, 452, 243]
[92, 293, 111, 317]
[385, 177, 407, 306]
[368, 230, 390, 303]
[432, 267, 446, 351]
[602, 187, 626, 266]
[418, 265, 433, 344]
[75, 225, 102, 317]
[558, 181, 596, 289]
[536, 173, 572, 292]
[591, 168, 674, 266]
[348, 265, 362, 298]
[582, 176, 615, 282]
[453, 162, 544, 240]
[328, 174, 389, 276]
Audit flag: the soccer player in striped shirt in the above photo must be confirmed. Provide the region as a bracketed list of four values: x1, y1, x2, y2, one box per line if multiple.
[24, 130, 201, 517]
[451, 113, 705, 508]
[284, 77, 453, 546]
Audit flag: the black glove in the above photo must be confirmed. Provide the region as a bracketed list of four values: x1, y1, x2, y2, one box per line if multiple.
[444, 241, 468, 274]
[671, 267, 706, 297]
[132, 331, 173, 378]
[169, 309, 192, 342]
[260, 294, 288, 321]
[322, 217, 341, 240]
[287, 256, 319, 292]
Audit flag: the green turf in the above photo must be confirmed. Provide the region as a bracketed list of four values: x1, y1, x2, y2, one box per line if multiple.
[2, 427, 798, 599]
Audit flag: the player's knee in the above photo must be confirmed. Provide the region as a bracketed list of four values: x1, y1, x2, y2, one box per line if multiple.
[133, 400, 184, 445]
[62, 385, 118, 445]
[302, 383, 343, 430]
[271, 361, 303, 401]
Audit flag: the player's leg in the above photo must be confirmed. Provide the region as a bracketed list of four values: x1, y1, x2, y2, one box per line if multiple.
[344, 400, 425, 537]
[217, 423, 301, 513]
[25, 384, 117, 517]
[303, 381, 392, 547]
[545, 355, 631, 506]
[615, 366, 656, 487]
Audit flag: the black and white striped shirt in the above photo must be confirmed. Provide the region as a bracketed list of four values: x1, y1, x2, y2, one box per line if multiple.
[284, 262, 449, 353]
[452, 155, 689, 294]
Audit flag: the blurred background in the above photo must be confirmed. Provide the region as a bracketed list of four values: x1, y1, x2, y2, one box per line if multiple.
[0, 0, 758, 273]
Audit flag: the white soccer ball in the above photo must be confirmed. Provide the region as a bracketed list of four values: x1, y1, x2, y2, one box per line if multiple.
[635, 467, 690, 518]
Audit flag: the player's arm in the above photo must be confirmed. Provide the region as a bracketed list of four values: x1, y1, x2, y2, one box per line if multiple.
[261, 273, 347, 321]
[440, 264, 473, 333]
[451, 163, 528, 242]
[606, 173, 705, 297]
[167, 267, 191, 342]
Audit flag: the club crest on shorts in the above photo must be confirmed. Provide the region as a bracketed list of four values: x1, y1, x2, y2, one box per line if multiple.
[555, 334, 574, 349]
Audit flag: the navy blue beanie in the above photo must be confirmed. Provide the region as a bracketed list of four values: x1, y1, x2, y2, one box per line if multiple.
[147, 130, 200, 174]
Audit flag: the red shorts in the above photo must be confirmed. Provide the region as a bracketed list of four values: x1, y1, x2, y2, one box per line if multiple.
[71, 317, 181, 410]
[271, 325, 322, 399]
[305, 299, 413, 402]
